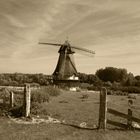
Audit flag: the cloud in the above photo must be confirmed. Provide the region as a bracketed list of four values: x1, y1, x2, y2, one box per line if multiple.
[0, 0, 67, 59]
[4, 14, 26, 28]
[0, 0, 140, 75]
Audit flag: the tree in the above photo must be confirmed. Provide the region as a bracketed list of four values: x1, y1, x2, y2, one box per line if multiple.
[134, 75, 140, 86]
[95, 67, 128, 83]
[78, 73, 88, 83]
[124, 72, 135, 86]
[135, 75, 140, 81]
[78, 73, 102, 86]
[0, 73, 52, 86]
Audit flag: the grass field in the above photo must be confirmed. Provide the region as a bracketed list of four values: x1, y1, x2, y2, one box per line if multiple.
[0, 90, 140, 140]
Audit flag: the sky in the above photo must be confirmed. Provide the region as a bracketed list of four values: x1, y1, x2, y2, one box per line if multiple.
[0, 0, 140, 75]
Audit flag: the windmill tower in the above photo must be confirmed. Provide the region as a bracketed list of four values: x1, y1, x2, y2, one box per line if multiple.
[39, 40, 95, 88]
[53, 40, 78, 80]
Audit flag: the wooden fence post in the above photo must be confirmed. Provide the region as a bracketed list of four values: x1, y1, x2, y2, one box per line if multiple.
[10, 91, 14, 108]
[127, 99, 133, 130]
[23, 84, 31, 117]
[127, 109, 133, 129]
[98, 87, 107, 129]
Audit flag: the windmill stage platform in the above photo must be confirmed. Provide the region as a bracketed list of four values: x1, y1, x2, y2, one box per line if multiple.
[53, 74, 80, 90]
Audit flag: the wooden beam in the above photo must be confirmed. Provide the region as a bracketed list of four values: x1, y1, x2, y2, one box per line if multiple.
[108, 108, 128, 119]
[131, 116, 140, 124]
[107, 119, 127, 129]
[108, 108, 140, 124]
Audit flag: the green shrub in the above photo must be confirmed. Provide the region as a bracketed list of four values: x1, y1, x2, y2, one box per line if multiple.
[31, 86, 60, 103]
[31, 88, 49, 103]
[111, 86, 140, 94]
[107, 89, 128, 96]
[0, 86, 61, 116]
[30, 102, 49, 115]
[30, 86, 61, 115]
[107, 90, 113, 95]
[9, 106, 23, 117]
[0, 88, 10, 104]
[14, 93, 24, 106]
[79, 83, 92, 89]
[87, 86, 101, 91]
[46, 86, 61, 96]
[30, 102, 42, 115]
[103, 81, 112, 87]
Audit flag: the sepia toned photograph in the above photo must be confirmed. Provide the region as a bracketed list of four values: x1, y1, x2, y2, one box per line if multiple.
[0, 0, 140, 140]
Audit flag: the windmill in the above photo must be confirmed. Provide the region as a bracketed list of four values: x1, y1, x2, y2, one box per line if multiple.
[39, 40, 95, 88]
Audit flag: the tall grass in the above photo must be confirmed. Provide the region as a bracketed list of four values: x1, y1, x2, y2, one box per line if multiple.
[0, 86, 61, 116]
[31, 86, 61, 115]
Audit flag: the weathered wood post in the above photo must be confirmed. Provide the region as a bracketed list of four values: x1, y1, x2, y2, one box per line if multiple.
[127, 109, 133, 129]
[127, 99, 133, 130]
[23, 84, 31, 117]
[98, 87, 107, 129]
[10, 91, 14, 108]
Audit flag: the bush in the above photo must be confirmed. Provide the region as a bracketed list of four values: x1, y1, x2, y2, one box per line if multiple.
[46, 86, 61, 97]
[14, 93, 24, 106]
[30, 102, 42, 115]
[30, 102, 49, 115]
[87, 86, 101, 91]
[0, 86, 61, 116]
[30, 86, 61, 115]
[103, 81, 112, 87]
[79, 83, 92, 89]
[0, 88, 10, 104]
[31, 88, 50, 103]
[107, 89, 128, 96]
[111, 86, 140, 94]
[31, 86, 60, 103]
[9, 106, 23, 117]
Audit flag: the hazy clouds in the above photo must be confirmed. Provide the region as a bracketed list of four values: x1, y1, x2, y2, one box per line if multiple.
[0, 0, 140, 75]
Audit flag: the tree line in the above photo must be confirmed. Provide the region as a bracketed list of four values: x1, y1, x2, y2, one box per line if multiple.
[0, 67, 140, 87]
[78, 67, 140, 87]
[0, 73, 53, 86]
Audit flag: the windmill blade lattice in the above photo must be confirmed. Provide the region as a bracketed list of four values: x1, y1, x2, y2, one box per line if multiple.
[39, 42, 62, 46]
[38, 40, 95, 81]
[71, 46, 95, 55]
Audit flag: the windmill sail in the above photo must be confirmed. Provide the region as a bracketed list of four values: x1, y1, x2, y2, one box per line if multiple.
[39, 40, 95, 83]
